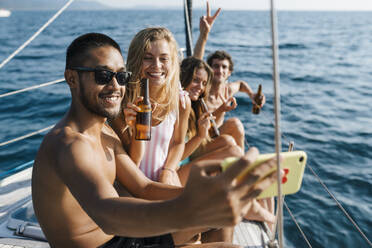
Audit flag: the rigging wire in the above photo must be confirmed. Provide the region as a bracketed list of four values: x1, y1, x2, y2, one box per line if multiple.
[0, 125, 54, 147]
[306, 164, 372, 246]
[0, 0, 75, 70]
[283, 201, 313, 248]
[0, 78, 65, 99]
[257, 110, 371, 246]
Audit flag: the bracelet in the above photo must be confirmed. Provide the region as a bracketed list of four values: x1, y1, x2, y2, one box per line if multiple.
[162, 167, 176, 173]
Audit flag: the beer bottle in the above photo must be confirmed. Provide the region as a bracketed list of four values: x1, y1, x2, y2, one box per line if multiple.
[135, 78, 151, 140]
[199, 98, 220, 138]
[252, 84, 263, 115]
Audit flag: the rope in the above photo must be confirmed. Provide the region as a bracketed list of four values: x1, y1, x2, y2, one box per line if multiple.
[0, 78, 65, 98]
[283, 201, 313, 248]
[0, 125, 54, 147]
[269, 0, 284, 247]
[0, 0, 74, 70]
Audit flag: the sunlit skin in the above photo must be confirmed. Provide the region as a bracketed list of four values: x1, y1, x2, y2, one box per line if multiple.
[210, 59, 231, 84]
[141, 39, 172, 94]
[32, 46, 131, 247]
[185, 68, 208, 101]
[77, 47, 126, 119]
[123, 38, 175, 127]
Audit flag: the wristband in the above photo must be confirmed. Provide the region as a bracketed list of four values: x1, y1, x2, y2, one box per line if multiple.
[162, 167, 176, 173]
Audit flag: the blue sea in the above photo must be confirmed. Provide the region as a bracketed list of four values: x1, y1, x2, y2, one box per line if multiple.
[0, 10, 371, 247]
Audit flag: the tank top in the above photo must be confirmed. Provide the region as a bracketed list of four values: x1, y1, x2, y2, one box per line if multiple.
[139, 111, 177, 181]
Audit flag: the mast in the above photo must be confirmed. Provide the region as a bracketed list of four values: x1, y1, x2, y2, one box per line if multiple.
[183, 0, 193, 56]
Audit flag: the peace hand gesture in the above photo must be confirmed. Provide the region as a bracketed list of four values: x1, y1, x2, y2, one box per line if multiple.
[199, 0, 222, 35]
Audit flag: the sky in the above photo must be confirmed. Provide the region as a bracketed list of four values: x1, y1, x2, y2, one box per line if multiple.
[97, 0, 372, 11]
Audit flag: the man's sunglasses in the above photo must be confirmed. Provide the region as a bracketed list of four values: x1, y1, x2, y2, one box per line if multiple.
[69, 67, 132, 86]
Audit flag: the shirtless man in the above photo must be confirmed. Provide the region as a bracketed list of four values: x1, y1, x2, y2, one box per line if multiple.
[32, 32, 277, 248]
[192, 2, 266, 152]
[193, 2, 273, 228]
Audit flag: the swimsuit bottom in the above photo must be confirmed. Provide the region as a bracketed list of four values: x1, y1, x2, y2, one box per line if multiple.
[99, 233, 174, 248]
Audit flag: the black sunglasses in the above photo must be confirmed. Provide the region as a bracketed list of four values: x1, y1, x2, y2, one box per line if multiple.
[69, 67, 132, 86]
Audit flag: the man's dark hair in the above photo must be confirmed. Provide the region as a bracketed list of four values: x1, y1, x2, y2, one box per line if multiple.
[206, 50, 234, 72]
[66, 33, 122, 69]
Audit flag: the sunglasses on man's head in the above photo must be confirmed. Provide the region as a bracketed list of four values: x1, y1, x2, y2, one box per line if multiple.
[69, 67, 132, 86]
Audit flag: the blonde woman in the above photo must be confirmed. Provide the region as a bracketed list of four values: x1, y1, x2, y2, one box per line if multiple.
[111, 27, 191, 187]
[110, 27, 245, 247]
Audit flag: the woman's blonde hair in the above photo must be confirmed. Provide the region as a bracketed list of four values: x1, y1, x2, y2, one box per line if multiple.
[125, 27, 180, 122]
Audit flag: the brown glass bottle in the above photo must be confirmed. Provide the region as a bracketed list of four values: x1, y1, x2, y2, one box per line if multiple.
[135, 78, 151, 140]
[199, 98, 220, 138]
[252, 84, 263, 115]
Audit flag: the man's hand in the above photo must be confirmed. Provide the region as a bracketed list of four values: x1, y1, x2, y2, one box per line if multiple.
[218, 92, 237, 113]
[199, 0, 222, 37]
[194, 0, 221, 59]
[251, 92, 266, 108]
[178, 147, 278, 229]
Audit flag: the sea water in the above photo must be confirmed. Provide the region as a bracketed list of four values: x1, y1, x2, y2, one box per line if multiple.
[0, 10, 371, 247]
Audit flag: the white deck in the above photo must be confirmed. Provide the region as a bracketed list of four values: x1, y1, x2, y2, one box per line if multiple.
[0, 168, 271, 248]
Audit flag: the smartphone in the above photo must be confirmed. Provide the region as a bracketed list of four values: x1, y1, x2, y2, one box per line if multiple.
[221, 151, 307, 199]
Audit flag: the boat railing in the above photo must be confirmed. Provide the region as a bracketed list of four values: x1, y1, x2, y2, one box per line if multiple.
[0, 0, 74, 70]
[0, 0, 371, 247]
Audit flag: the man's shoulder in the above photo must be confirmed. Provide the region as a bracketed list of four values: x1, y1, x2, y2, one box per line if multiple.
[227, 81, 243, 95]
[40, 124, 94, 164]
[102, 123, 123, 145]
[33, 124, 89, 179]
[46, 124, 87, 148]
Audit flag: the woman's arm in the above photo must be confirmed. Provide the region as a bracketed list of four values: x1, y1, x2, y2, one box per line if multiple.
[159, 96, 191, 185]
[182, 112, 211, 159]
[110, 98, 145, 166]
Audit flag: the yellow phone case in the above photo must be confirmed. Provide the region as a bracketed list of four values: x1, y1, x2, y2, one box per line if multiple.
[221, 151, 307, 199]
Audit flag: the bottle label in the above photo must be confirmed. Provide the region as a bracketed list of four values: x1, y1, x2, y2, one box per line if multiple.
[135, 111, 151, 140]
[139, 105, 151, 112]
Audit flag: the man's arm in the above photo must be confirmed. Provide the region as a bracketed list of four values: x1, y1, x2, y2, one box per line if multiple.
[114, 138, 183, 200]
[56, 134, 278, 237]
[228, 80, 254, 99]
[193, 1, 221, 59]
[55, 135, 185, 237]
[228, 81, 266, 107]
